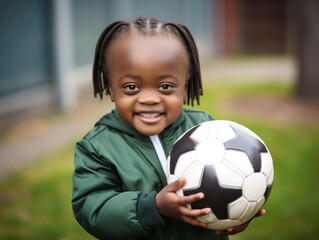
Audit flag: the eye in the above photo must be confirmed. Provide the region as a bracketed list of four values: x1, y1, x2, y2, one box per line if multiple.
[122, 83, 140, 95]
[124, 84, 139, 91]
[159, 83, 173, 91]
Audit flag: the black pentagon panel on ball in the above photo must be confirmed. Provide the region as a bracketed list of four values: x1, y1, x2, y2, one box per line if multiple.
[224, 125, 267, 172]
[183, 165, 242, 220]
[169, 125, 200, 174]
[264, 185, 273, 202]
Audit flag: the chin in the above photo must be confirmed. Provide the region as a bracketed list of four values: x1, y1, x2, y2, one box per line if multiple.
[138, 128, 163, 136]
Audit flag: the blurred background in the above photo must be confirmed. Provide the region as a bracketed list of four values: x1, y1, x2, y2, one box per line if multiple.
[0, 0, 318, 239]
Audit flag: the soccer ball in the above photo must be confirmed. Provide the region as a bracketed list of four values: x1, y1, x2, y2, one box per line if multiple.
[167, 120, 274, 230]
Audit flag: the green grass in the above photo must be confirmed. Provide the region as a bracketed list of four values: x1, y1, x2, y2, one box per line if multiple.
[0, 81, 318, 239]
[0, 143, 94, 240]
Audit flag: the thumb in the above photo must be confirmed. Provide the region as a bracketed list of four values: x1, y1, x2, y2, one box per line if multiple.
[166, 177, 186, 192]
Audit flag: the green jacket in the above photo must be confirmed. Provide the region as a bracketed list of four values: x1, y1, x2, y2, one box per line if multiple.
[72, 108, 228, 240]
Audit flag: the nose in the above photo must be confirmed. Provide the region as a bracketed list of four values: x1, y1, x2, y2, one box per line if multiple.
[137, 90, 161, 105]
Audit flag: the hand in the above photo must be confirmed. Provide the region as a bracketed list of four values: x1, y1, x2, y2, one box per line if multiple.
[216, 209, 266, 235]
[156, 177, 211, 228]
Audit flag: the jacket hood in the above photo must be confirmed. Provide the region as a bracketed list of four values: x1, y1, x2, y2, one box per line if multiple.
[95, 109, 186, 139]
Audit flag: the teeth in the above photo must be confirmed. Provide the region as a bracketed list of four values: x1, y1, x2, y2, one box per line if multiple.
[139, 113, 160, 118]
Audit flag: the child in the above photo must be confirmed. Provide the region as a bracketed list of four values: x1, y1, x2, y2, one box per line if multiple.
[72, 17, 264, 240]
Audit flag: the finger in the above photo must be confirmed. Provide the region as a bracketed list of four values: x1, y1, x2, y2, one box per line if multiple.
[216, 210, 265, 236]
[181, 192, 204, 205]
[254, 209, 266, 218]
[166, 177, 186, 192]
[216, 222, 249, 235]
[216, 227, 244, 236]
[216, 229, 236, 236]
[228, 223, 248, 234]
[181, 215, 207, 228]
[181, 207, 211, 218]
[216, 230, 229, 235]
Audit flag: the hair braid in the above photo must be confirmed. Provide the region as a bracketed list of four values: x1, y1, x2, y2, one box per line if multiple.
[149, 17, 160, 30]
[133, 17, 147, 31]
[163, 22, 202, 106]
[92, 21, 129, 99]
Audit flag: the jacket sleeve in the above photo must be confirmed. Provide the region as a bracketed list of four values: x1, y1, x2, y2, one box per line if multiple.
[72, 139, 165, 240]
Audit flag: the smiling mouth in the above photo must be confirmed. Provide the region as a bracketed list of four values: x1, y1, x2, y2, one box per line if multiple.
[136, 112, 165, 124]
[138, 112, 162, 119]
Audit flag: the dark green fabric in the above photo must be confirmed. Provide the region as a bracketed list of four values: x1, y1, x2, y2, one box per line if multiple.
[138, 191, 164, 231]
[72, 108, 228, 240]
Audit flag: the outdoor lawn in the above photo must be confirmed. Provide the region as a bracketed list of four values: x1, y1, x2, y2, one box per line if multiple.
[0, 80, 318, 240]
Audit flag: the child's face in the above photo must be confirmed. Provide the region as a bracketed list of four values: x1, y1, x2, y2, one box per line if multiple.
[107, 33, 189, 136]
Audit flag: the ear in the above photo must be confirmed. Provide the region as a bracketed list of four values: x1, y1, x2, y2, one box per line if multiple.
[108, 81, 115, 102]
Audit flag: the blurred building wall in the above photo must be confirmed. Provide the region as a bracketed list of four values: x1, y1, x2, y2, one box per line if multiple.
[0, 0, 217, 129]
[221, 0, 289, 55]
[71, 0, 216, 68]
[0, 0, 290, 129]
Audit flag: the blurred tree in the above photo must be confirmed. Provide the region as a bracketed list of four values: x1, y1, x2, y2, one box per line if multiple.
[294, 0, 319, 100]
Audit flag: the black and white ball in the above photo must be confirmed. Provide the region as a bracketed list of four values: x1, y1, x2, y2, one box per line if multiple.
[167, 120, 274, 230]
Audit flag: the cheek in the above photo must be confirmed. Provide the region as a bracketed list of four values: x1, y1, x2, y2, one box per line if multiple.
[115, 101, 134, 126]
[166, 94, 185, 117]
[114, 95, 134, 115]
[115, 96, 133, 110]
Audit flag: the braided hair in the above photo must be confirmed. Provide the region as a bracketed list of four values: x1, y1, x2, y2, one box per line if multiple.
[93, 17, 203, 106]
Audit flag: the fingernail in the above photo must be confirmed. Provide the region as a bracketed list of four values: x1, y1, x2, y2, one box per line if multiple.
[228, 227, 233, 232]
[204, 208, 211, 214]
